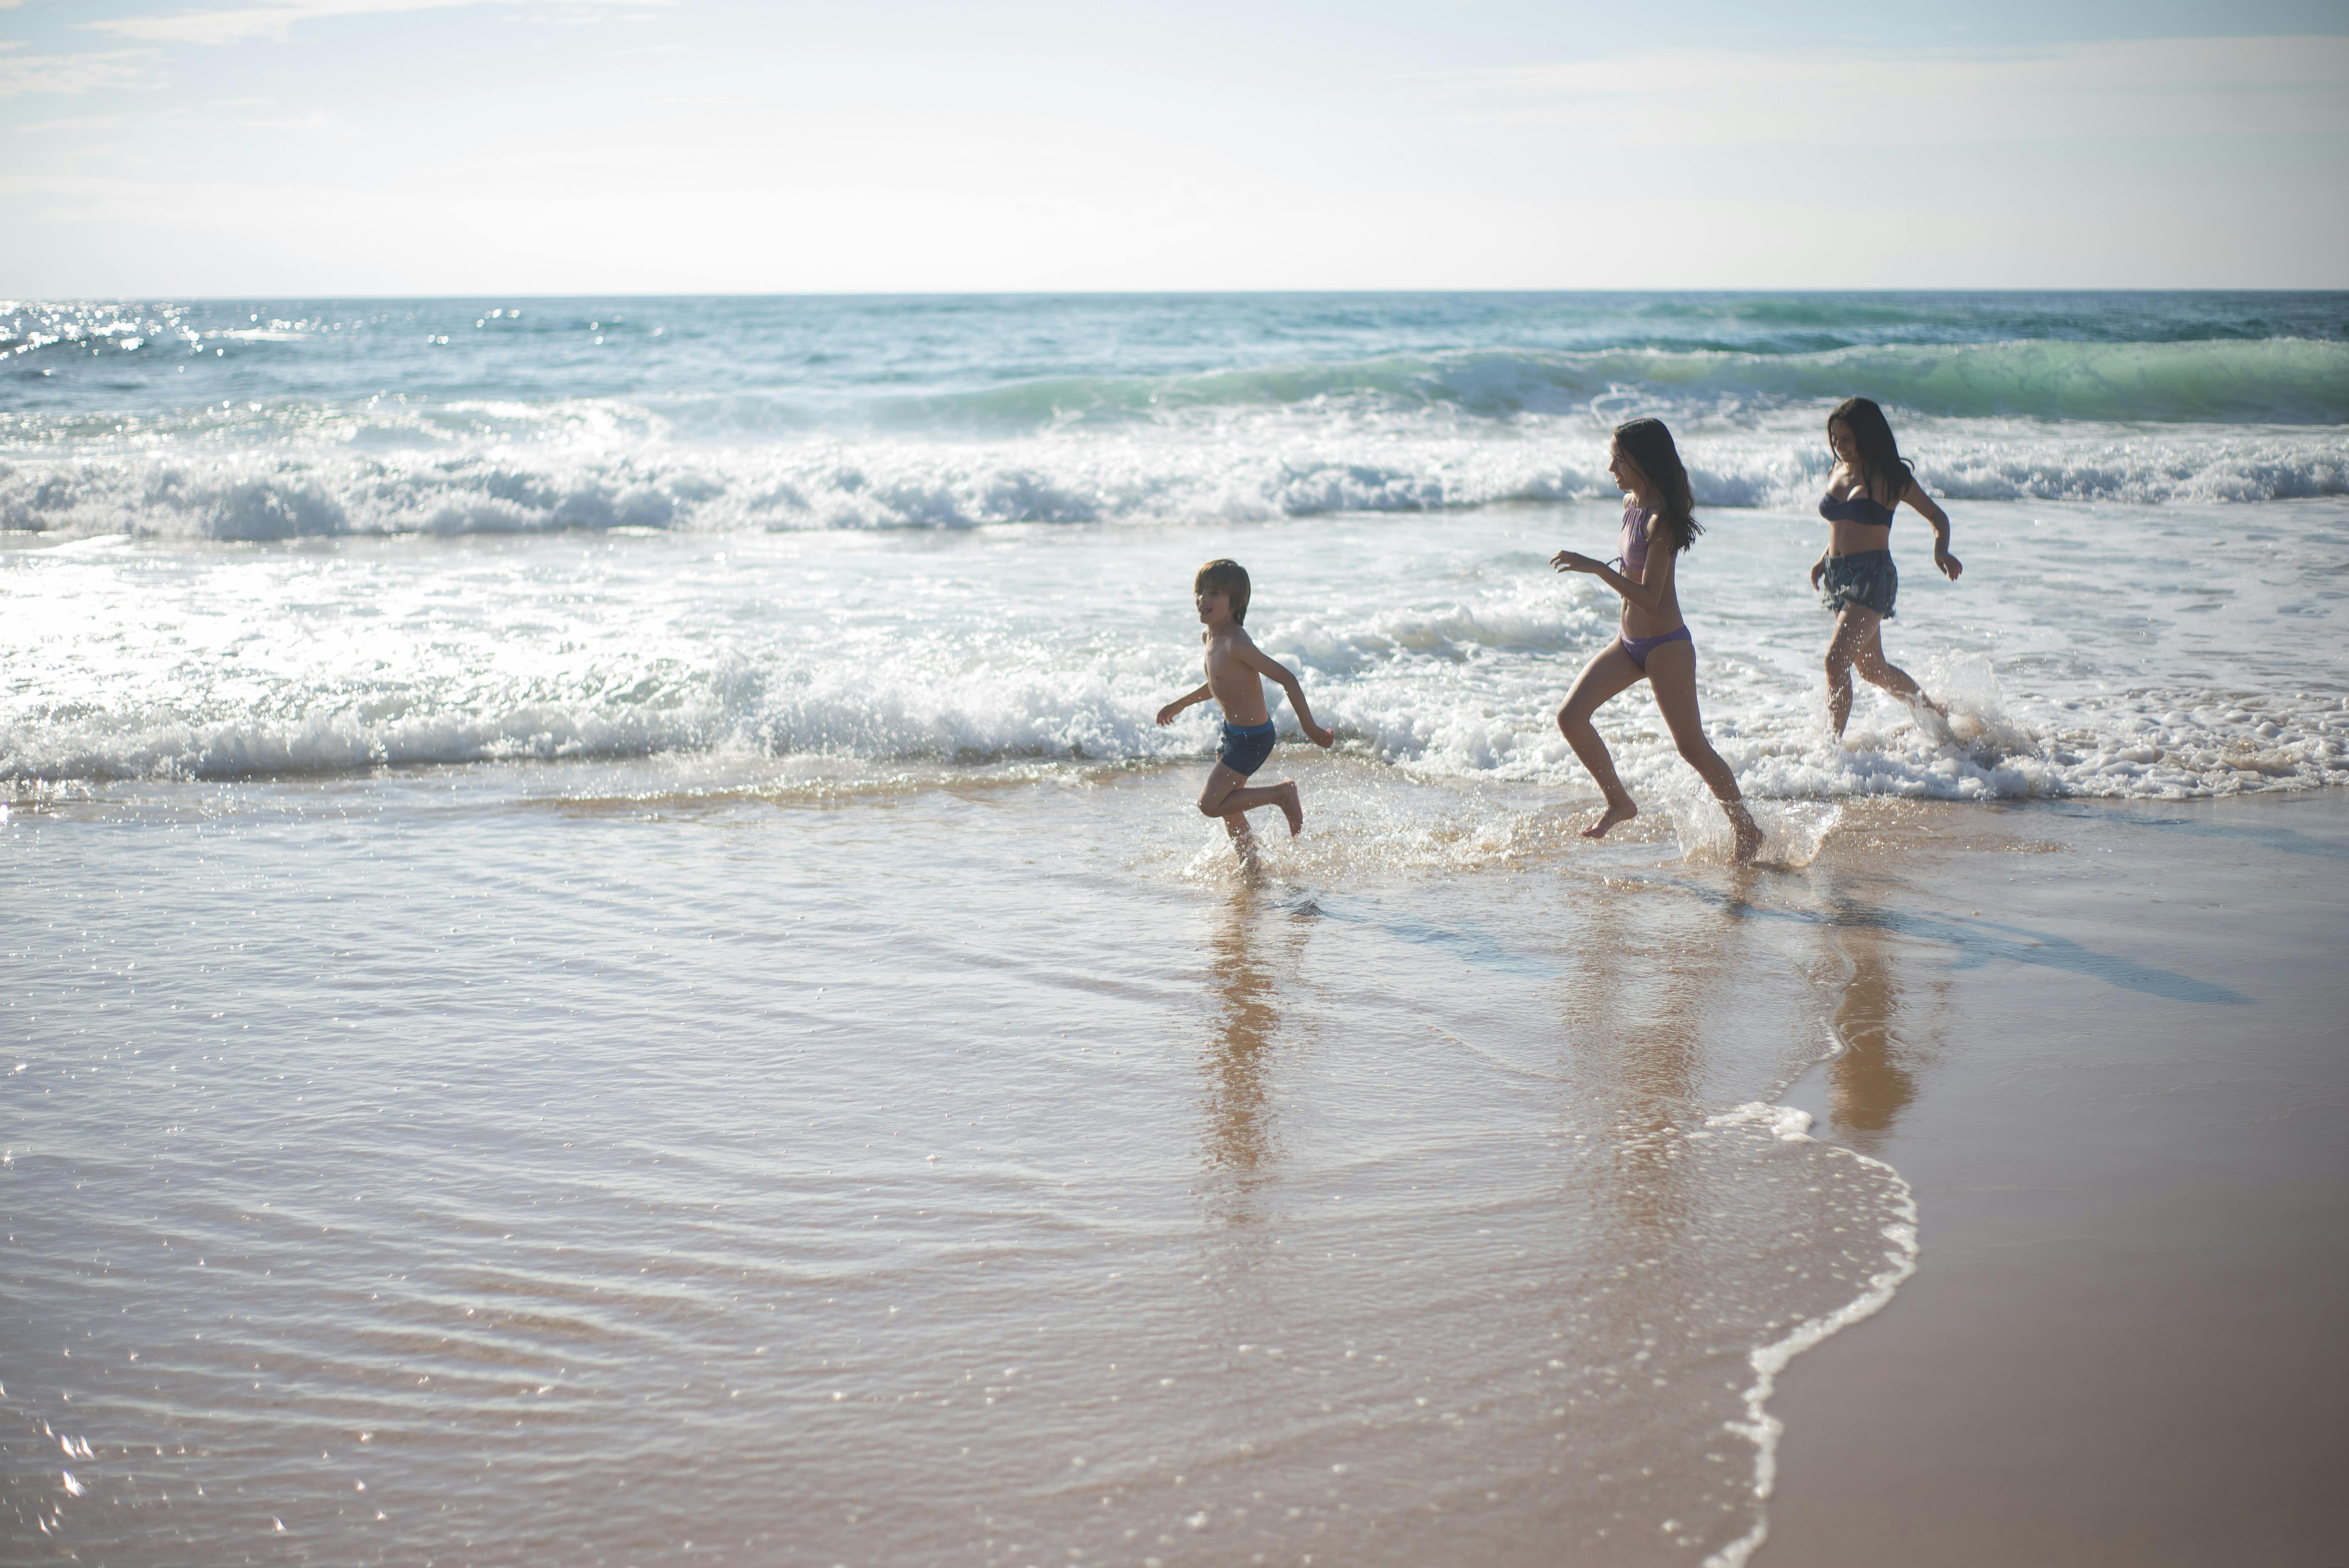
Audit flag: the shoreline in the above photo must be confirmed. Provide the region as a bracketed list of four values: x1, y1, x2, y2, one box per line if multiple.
[1755, 790, 2349, 1566]
[1710, 1115, 1918, 1568]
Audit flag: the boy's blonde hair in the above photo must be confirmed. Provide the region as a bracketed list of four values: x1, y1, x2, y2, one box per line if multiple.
[1194, 558, 1251, 625]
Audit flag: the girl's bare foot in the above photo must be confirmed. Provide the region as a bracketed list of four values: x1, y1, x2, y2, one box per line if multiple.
[1905, 692, 1954, 743]
[1275, 781, 1304, 836]
[1583, 797, 1637, 839]
[1726, 802, 1764, 864]
[1894, 682, 1948, 717]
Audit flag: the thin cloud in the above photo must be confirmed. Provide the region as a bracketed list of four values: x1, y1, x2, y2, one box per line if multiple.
[17, 115, 128, 132]
[86, 0, 669, 48]
[1441, 35, 2349, 146]
[0, 45, 165, 97]
[228, 109, 349, 133]
[640, 93, 768, 108]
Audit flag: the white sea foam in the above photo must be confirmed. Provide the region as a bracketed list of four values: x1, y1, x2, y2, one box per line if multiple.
[1705, 1101, 1817, 1141]
[4, 392, 2346, 540]
[6, 295, 2345, 805]
[6, 507, 2341, 807]
[1705, 1141, 1920, 1568]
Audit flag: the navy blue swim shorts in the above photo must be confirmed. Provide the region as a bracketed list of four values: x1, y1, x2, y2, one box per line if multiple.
[1217, 720, 1277, 777]
[1822, 550, 1898, 618]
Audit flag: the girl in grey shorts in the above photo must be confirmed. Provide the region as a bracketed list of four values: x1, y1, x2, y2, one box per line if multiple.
[1812, 397, 1962, 740]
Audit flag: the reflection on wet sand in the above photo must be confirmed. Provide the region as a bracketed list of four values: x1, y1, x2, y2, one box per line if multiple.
[1555, 869, 1782, 1258]
[1196, 889, 1304, 1225]
[1557, 875, 1703, 1237]
[1522, 866, 1887, 1565]
[1560, 868, 1771, 1109]
[1819, 884, 1943, 1153]
[1827, 924, 1916, 1149]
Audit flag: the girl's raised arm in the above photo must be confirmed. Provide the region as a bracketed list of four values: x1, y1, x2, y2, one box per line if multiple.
[1901, 478, 1962, 581]
[1552, 517, 1676, 612]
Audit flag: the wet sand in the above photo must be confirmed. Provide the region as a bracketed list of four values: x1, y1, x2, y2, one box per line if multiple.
[0, 759, 1906, 1565]
[1764, 790, 2349, 1566]
[5, 763, 2344, 1564]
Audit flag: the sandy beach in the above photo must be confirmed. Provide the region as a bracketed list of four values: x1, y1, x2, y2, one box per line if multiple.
[8, 757, 2341, 1564]
[0, 758, 1890, 1565]
[1765, 790, 2349, 1566]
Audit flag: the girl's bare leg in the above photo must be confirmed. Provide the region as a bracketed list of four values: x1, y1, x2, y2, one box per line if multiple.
[1827, 606, 1943, 737]
[1854, 619, 1948, 721]
[1556, 642, 1647, 838]
[1644, 640, 1763, 864]
[1823, 608, 1864, 737]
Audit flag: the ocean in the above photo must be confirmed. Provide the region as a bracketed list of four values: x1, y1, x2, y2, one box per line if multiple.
[4, 292, 2345, 1564]
[6, 291, 2346, 802]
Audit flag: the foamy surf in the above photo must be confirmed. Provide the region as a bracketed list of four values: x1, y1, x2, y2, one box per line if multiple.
[6, 497, 2344, 807]
[5, 416, 2346, 541]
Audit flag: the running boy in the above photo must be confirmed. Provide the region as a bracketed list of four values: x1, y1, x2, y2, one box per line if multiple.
[1156, 558, 1334, 852]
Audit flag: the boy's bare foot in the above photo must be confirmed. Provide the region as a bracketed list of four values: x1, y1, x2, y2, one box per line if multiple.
[1275, 781, 1303, 836]
[1726, 802, 1764, 865]
[1583, 797, 1637, 839]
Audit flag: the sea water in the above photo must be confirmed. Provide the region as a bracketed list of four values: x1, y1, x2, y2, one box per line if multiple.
[3, 293, 2344, 1564]
[6, 292, 2345, 801]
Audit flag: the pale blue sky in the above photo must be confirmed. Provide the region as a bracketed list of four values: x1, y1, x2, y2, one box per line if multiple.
[4, 0, 2344, 294]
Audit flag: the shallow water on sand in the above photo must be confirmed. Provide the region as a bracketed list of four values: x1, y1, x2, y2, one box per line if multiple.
[2, 761, 1931, 1566]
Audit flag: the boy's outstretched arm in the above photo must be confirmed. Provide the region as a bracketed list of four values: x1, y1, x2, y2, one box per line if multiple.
[1242, 644, 1335, 748]
[1156, 683, 1212, 726]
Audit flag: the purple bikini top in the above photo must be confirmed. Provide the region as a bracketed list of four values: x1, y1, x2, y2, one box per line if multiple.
[1619, 503, 1651, 577]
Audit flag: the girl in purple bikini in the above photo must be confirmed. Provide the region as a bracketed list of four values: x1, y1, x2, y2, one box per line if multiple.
[1811, 397, 1961, 739]
[1551, 417, 1762, 863]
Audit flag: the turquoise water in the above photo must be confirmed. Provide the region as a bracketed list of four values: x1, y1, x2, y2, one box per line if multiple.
[13, 291, 2349, 416]
[6, 292, 2347, 542]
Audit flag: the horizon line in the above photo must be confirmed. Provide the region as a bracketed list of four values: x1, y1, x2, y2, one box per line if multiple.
[11, 285, 2349, 304]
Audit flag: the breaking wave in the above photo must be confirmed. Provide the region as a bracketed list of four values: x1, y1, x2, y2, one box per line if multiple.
[4, 420, 2344, 539]
[887, 337, 2349, 429]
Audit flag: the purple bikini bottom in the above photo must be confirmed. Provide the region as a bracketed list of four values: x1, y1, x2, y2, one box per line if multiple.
[1617, 624, 1693, 670]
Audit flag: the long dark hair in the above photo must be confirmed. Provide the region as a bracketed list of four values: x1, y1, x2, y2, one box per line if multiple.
[1612, 417, 1701, 553]
[1828, 397, 1914, 507]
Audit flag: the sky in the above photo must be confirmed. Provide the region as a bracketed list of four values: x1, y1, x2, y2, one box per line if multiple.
[2, 0, 2345, 295]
